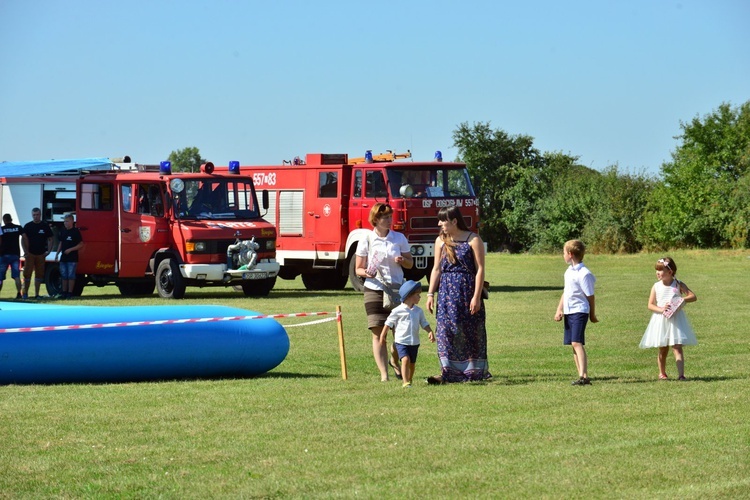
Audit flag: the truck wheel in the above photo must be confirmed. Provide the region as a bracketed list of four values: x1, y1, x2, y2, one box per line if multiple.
[403, 268, 428, 283]
[156, 259, 186, 299]
[241, 277, 276, 297]
[348, 256, 365, 292]
[44, 262, 63, 297]
[72, 274, 87, 297]
[302, 271, 347, 290]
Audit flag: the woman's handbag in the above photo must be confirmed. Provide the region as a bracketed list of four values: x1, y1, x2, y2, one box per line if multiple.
[481, 280, 490, 300]
[381, 281, 402, 311]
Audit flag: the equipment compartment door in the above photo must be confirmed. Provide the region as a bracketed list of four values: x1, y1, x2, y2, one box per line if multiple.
[75, 181, 118, 276]
[118, 183, 171, 277]
[311, 169, 341, 262]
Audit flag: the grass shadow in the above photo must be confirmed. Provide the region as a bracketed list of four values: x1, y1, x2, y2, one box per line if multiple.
[493, 285, 562, 293]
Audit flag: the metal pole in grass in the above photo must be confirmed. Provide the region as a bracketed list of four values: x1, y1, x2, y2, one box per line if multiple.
[336, 305, 348, 380]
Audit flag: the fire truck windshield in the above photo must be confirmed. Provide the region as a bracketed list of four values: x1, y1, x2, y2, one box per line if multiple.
[386, 167, 475, 199]
[176, 179, 260, 220]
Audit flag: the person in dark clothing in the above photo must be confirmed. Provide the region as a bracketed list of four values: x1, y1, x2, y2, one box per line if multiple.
[0, 213, 24, 298]
[54, 214, 84, 299]
[21, 207, 53, 299]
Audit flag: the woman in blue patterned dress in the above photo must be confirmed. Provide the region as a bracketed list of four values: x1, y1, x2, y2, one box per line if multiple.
[425, 206, 490, 383]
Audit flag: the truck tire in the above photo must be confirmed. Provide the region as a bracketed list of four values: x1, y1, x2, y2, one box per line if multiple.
[241, 277, 276, 297]
[72, 274, 87, 297]
[302, 270, 348, 291]
[44, 262, 63, 297]
[348, 256, 365, 292]
[403, 268, 428, 283]
[156, 259, 186, 299]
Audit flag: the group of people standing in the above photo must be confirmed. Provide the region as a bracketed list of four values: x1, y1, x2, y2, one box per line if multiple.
[356, 204, 491, 386]
[355, 203, 698, 386]
[0, 208, 83, 300]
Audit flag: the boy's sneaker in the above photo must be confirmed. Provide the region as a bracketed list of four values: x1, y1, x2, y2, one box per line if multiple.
[15, 293, 22, 299]
[22, 294, 28, 300]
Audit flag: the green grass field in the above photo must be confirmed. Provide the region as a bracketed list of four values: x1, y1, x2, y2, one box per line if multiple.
[1, 250, 749, 498]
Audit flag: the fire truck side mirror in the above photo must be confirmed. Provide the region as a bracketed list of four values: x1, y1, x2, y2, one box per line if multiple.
[262, 190, 269, 211]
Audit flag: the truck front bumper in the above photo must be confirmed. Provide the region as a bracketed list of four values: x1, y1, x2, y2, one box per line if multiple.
[180, 259, 280, 282]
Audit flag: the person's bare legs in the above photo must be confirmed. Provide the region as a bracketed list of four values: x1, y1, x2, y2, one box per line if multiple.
[390, 344, 400, 373]
[572, 342, 587, 379]
[673, 345, 685, 379]
[371, 327, 388, 381]
[400, 357, 414, 386]
[658, 346, 669, 378]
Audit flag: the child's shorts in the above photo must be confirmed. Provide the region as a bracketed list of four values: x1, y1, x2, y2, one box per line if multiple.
[59, 261, 78, 281]
[394, 343, 420, 363]
[563, 312, 589, 345]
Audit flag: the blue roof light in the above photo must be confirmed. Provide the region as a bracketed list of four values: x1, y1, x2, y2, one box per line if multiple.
[228, 161, 240, 174]
[160, 161, 172, 175]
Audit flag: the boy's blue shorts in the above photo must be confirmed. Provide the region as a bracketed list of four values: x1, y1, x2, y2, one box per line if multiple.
[563, 312, 589, 345]
[59, 262, 78, 281]
[394, 343, 420, 363]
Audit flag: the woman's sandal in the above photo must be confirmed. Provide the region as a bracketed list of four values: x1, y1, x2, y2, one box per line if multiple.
[659, 374, 668, 380]
[388, 360, 402, 380]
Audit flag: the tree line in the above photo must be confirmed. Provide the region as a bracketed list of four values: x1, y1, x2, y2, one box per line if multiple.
[455, 100, 750, 253]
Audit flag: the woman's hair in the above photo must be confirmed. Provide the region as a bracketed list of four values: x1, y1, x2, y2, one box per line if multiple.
[656, 257, 677, 275]
[368, 203, 393, 226]
[438, 206, 471, 264]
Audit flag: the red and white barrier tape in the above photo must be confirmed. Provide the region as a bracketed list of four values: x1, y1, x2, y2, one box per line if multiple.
[0, 311, 335, 334]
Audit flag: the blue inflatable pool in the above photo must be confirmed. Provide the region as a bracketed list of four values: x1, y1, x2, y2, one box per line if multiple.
[0, 303, 289, 384]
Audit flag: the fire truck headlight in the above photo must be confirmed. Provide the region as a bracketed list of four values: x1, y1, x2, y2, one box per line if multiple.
[410, 245, 425, 256]
[186, 241, 206, 252]
[265, 240, 276, 250]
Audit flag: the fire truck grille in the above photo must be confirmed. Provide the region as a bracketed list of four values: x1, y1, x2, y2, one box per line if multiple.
[410, 215, 474, 234]
[408, 234, 438, 243]
[207, 239, 274, 255]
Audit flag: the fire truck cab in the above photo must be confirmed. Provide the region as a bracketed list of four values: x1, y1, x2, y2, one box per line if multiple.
[0, 158, 279, 299]
[218, 151, 479, 291]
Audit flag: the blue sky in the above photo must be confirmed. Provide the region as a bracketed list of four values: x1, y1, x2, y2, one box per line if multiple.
[1, 0, 748, 173]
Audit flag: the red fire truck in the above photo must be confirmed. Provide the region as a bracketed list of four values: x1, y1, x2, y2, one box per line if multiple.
[215, 150, 479, 291]
[0, 158, 279, 299]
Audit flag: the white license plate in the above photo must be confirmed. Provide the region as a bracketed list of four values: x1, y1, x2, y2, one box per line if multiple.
[243, 272, 268, 280]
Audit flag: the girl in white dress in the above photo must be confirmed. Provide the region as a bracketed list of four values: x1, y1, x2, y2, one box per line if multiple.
[639, 257, 697, 380]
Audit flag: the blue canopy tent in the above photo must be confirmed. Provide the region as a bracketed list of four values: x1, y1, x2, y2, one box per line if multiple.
[0, 157, 114, 177]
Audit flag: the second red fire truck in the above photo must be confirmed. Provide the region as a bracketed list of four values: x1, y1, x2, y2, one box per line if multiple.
[216, 150, 480, 291]
[0, 158, 279, 299]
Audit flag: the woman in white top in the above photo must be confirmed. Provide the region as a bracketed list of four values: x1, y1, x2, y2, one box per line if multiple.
[355, 203, 413, 381]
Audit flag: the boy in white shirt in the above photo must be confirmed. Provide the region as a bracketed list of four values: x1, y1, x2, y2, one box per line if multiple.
[380, 280, 435, 387]
[554, 239, 598, 386]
